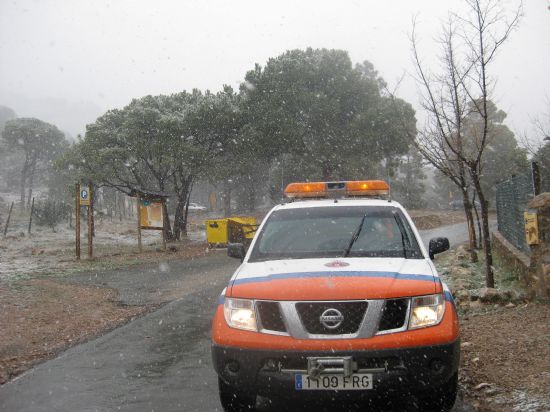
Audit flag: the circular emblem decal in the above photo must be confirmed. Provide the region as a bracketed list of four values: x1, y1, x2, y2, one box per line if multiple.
[319, 308, 344, 329]
[324, 260, 349, 268]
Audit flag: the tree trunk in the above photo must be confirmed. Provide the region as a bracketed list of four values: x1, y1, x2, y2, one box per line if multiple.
[122, 194, 127, 219]
[223, 181, 232, 217]
[173, 197, 185, 240]
[472, 172, 494, 288]
[182, 181, 194, 237]
[173, 177, 193, 240]
[461, 189, 478, 263]
[472, 192, 482, 249]
[162, 202, 173, 241]
[19, 166, 27, 210]
[27, 162, 36, 209]
[247, 176, 256, 212]
[155, 180, 173, 241]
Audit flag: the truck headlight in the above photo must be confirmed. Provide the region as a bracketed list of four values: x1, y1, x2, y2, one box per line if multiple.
[223, 298, 257, 331]
[409, 294, 445, 329]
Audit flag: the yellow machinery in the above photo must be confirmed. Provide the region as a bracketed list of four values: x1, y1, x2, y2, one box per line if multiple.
[205, 217, 258, 248]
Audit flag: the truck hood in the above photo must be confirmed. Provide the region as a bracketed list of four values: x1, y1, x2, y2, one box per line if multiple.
[228, 258, 438, 301]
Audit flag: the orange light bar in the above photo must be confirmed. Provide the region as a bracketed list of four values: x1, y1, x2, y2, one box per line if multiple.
[284, 180, 389, 198]
[346, 180, 389, 196]
[284, 182, 327, 198]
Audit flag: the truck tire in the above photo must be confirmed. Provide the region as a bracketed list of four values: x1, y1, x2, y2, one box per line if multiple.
[417, 373, 458, 412]
[218, 377, 256, 411]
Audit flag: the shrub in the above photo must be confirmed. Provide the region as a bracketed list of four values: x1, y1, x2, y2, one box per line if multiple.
[33, 199, 71, 231]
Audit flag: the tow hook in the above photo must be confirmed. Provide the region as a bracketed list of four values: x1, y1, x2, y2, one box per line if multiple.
[307, 357, 355, 378]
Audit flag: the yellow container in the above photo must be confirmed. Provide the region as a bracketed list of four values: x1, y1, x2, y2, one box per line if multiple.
[205, 219, 229, 245]
[228, 217, 257, 239]
[205, 217, 258, 247]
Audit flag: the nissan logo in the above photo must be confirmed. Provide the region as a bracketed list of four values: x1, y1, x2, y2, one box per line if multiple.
[319, 308, 344, 329]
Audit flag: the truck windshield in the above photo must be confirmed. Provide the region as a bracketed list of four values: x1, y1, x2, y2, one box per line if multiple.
[248, 206, 423, 262]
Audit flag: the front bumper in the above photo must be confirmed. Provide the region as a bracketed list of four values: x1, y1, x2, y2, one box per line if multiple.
[212, 340, 460, 398]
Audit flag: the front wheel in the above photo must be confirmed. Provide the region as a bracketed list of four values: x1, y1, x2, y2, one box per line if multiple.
[417, 373, 458, 412]
[218, 377, 256, 412]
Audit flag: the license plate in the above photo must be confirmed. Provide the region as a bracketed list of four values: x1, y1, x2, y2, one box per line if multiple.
[295, 373, 373, 390]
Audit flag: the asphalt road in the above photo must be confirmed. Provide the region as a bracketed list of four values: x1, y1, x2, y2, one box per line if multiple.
[419, 220, 496, 250]
[0, 228, 477, 412]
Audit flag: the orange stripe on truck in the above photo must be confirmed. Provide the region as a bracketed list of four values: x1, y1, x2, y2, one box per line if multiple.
[229, 277, 437, 300]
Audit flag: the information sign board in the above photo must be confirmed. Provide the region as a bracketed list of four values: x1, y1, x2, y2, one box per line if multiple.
[139, 199, 164, 229]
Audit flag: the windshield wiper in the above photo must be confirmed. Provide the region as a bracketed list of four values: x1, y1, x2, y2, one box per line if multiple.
[393, 214, 411, 259]
[343, 212, 369, 257]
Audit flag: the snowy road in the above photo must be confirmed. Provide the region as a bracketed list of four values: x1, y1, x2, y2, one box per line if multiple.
[419, 220, 497, 250]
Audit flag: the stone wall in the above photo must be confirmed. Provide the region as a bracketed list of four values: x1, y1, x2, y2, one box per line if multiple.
[492, 231, 531, 284]
[527, 193, 550, 298]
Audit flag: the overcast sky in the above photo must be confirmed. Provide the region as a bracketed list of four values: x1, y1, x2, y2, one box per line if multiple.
[1, 0, 549, 140]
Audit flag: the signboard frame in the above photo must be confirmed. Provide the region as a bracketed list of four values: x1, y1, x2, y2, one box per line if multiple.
[139, 199, 164, 230]
[129, 189, 169, 252]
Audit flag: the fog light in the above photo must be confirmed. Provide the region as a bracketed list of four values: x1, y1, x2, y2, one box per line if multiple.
[225, 360, 240, 374]
[264, 359, 279, 371]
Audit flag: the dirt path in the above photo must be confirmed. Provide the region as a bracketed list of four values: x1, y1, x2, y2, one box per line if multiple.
[0, 279, 148, 384]
[460, 303, 550, 412]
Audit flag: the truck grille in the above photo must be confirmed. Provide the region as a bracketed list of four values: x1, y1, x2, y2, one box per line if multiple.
[295, 301, 368, 335]
[257, 301, 287, 332]
[378, 298, 409, 331]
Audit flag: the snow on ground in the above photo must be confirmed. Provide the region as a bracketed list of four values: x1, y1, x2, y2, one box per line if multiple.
[0, 212, 206, 281]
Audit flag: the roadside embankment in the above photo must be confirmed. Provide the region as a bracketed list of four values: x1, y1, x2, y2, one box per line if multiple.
[435, 245, 550, 412]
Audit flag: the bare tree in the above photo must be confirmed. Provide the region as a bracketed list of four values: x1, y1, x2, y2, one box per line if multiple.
[520, 100, 550, 173]
[410, 0, 522, 287]
[408, 19, 479, 261]
[385, 22, 479, 261]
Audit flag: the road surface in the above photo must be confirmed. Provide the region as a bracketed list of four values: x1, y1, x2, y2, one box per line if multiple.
[0, 226, 477, 412]
[419, 220, 496, 250]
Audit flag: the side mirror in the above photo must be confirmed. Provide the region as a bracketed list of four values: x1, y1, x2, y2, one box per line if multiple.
[228, 243, 246, 262]
[429, 237, 450, 259]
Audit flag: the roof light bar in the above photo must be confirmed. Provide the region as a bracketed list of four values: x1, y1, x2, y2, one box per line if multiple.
[284, 182, 327, 198]
[346, 180, 389, 196]
[284, 180, 389, 199]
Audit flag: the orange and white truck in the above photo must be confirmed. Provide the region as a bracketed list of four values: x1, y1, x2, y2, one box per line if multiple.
[211, 180, 459, 411]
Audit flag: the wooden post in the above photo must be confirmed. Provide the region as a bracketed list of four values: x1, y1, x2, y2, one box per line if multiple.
[28, 197, 35, 234]
[75, 183, 81, 260]
[3, 201, 14, 236]
[91, 184, 95, 237]
[162, 201, 167, 251]
[88, 184, 93, 259]
[136, 197, 142, 252]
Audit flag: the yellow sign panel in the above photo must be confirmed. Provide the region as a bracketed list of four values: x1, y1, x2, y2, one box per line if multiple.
[79, 186, 90, 206]
[140, 200, 164, 229]
[524, 211, 539, 245]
